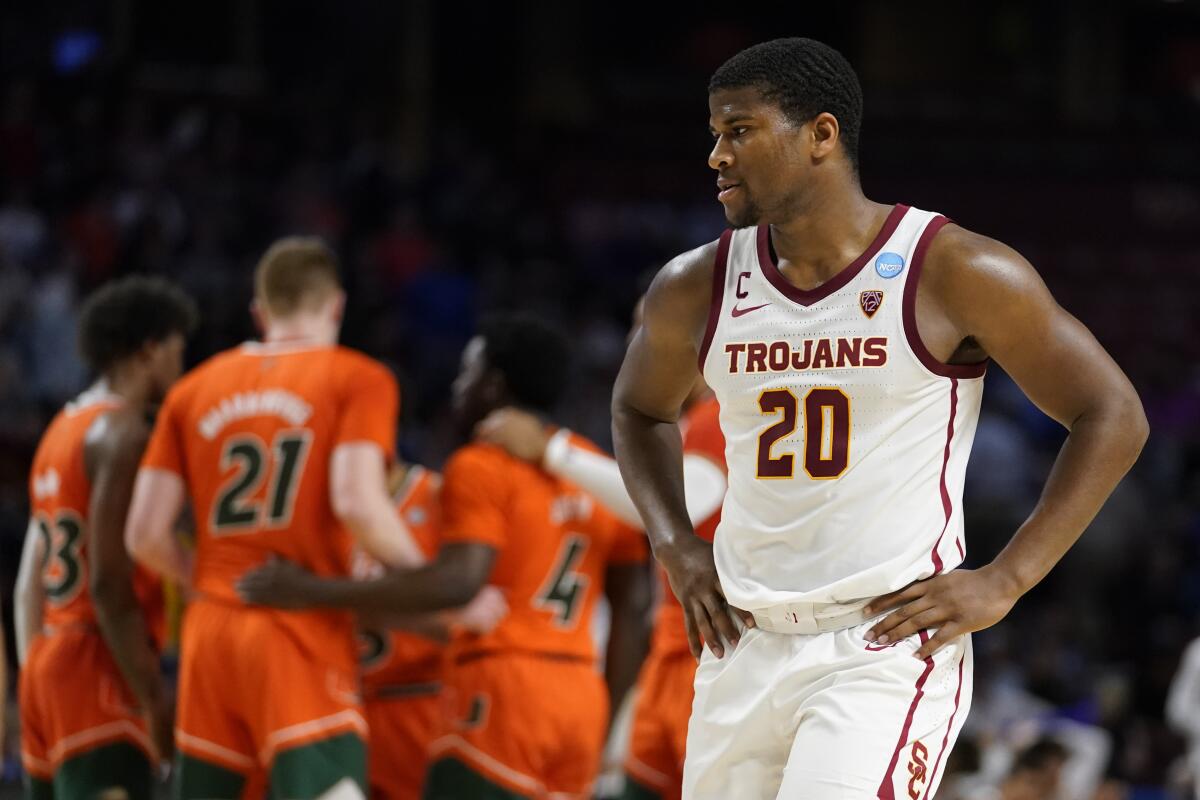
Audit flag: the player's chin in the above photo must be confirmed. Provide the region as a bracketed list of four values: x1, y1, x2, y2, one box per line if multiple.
[722, 199, 759, 230]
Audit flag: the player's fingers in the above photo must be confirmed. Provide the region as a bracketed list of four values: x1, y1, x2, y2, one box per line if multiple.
[682, 602, 704, 661]
[700, 590, 741, 650]
[690, 597, 725, 659]
[914, 626, 960, 661]
[866, 597, 936, 643]
[872, 609, 941, 647]
[732, 605, 757, 629]
[864, 581, 926, 616]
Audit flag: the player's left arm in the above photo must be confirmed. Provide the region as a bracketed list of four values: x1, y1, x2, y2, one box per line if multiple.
[603, 560, 653, 722]
[87, 411, 173, 760]
[236, 543, 496, 613]
[866, 225, 1148, 659]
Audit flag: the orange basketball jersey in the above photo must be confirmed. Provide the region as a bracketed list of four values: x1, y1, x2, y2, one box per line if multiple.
[29, 391, 163, 639]
[440, 438, 647, 662]
[359, 466, 445, 692]
[141, 341, 399, 662]
[651, 395, 726, 656]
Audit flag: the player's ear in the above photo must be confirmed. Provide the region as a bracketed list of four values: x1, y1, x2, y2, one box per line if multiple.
[249, 299, 267, 336]
[809, 112, 840, 161]
[329, 290, 347, 327]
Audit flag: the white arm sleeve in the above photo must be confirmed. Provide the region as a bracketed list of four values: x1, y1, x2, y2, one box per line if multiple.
[542, 430, 727, 529]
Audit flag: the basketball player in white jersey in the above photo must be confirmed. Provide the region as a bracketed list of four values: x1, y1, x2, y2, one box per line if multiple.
[612, 38, 1148, 799]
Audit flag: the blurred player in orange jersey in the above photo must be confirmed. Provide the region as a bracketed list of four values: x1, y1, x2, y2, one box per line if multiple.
[14, 277, 197, 799]
[125, 238, 426, 799]
[477, 297, 726, 800]
[355, 461, 507, 800]
[238, 313, 653, 800]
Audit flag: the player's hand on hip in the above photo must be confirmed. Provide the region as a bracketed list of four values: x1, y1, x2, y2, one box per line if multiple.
[474, 408, 551, 463]
[657, 534, 755, 660]
[236, 556, 318, 609]
[456, 585, 508, 634]
[864, 566, 1020, 660]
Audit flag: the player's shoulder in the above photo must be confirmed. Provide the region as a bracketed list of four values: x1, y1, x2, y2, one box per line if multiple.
[84, 405, 150, 463]
[329, 345, 397, 385]
[647, 238, 723, 309]
[444, 442, 513, 478]
[923, 221, 1041, 293]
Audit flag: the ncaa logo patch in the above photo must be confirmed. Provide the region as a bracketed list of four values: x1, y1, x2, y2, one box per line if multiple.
[859, 290, 883, 318]
[875, 251, 905, 279]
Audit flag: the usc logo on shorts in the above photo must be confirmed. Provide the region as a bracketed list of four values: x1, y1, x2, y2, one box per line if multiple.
[907, 740, 928, 798]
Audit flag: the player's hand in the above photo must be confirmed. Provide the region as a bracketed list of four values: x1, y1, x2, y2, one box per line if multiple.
[146, 695, 175, 763]
[236, 557, 320, 609]
[474, 408, 552, 463]
[864, 566, 1021, 660]
[657, 534, 755, 660]
[456, 585, 509, 634]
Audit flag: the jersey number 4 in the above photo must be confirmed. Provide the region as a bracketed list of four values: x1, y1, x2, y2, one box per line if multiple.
[535, 534, 589, 628]
[757, 387, 850, 480]
[212, 430, 313, 533]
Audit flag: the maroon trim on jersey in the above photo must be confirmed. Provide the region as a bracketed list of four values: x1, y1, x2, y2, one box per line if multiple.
[922, 653, 967, 800]
[755, 203, 908, 307]
[902, 216, 989, 379]
[930, 379, 959, 574]
[697, 229, 733, 373]
[877, 630, 936, 800]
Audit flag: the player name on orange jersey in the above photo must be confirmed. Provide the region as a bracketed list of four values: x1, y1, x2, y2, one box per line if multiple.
[198, 389, 313, 440]
[724, 336, 888, 374]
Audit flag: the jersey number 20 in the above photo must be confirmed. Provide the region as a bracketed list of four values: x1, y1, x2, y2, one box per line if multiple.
[757, 387, 850, 480]
[212, 430, 313, 533]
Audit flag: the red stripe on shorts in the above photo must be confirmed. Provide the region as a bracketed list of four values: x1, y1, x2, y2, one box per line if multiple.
[876, 630, 935, 800]
[921, 650, 966, 799]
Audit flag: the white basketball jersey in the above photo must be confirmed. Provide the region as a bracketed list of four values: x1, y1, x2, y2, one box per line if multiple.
[700, 204, 987, 610]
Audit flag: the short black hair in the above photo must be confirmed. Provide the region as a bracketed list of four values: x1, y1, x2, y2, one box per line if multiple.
[1012, 738, 1069, 774]
[478, 313, 570, 413]
[78, 276, 198, 374]
[709, 37, 863, 170]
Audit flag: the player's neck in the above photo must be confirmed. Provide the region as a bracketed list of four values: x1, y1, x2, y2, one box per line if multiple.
[94, 369, 152, 409]
[262, 319, 338, 346]
[767, 187, 889, 282]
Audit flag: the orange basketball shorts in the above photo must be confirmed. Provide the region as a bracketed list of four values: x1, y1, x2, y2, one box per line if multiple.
[174, 599, 367, 799]
[424, 652, 607, 799]
[365, 684, 443, 800]
[623, 648, 696, 800]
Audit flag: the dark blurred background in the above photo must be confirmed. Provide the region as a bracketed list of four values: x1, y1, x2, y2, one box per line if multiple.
[0, 1, 1198, 796]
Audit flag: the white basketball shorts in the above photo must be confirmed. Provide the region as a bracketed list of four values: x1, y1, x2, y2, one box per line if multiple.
[682, 616, 972, 800]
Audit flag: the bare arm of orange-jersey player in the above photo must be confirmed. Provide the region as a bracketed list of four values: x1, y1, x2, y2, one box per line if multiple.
[330, 442, 424, 569]
[14, 517, 44, 666]
[328, 359, 424, 568]
[126, 469, 190, 585]
[237, 447, 502, 613]
[87, 409, 172, 759]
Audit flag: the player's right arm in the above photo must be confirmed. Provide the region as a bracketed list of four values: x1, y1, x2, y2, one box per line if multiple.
[611, 242, 751, 660]
[14, 517, 45, 666]
[476, 409, 727, 529]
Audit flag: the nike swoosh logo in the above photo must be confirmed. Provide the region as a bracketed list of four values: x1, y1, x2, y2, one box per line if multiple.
[731, 302, 771, 317]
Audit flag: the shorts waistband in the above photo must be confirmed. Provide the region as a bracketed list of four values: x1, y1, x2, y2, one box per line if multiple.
[41, 621, 99, 637]
[454, 648, 593, 667]
[367, 681, 442, 700]
[749, 598, 872, 635]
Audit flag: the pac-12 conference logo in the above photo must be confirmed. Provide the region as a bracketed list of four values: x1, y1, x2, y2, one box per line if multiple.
[875, 252, 905, 279]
